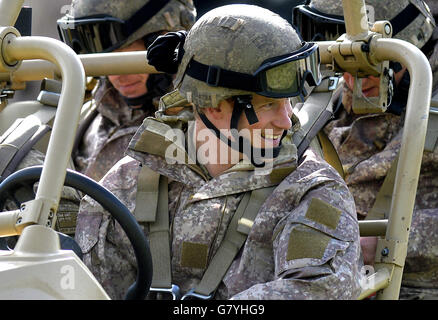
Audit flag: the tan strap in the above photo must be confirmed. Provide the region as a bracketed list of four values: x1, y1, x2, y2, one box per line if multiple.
[136, 166, 278, 296]
[366, 154, 399, 220]
[149, 175, 172, 289]
[133, 165, 161, 222]
[194, 186, 276, 297]
[133, 165, 172, 289]
[133, 165, 172, 288]
[317, 131, 345, 179]
[293, 77, 341, 159]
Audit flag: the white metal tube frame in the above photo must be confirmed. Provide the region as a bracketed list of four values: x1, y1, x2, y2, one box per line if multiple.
[371, 37, 432, 299]
[2, 34, 85, 228]
[0, 51, 159, 83]
[336, 0, 432, 299]
[0, 0, 24, 28]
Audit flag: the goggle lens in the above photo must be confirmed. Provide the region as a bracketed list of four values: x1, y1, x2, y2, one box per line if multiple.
[256, 43, 321, 97]
[58, 17, 126, 54]
[265, 61, 299, 94]
[293, 5, 345, 42]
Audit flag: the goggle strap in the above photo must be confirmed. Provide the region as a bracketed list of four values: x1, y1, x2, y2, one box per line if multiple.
[295, 5, 344, 25]
[185, 59, 259, 91]
[390, 2, 421, 36]
[185, 43, 321, 99]
[124, 0, 172, 36]
[299, 2, 421, 38]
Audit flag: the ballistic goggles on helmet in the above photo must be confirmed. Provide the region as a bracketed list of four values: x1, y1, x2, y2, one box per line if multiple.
[57, 0, 171, 53]
[293, 2, 428, 42]
[184, 42, 322, 98]
[292, 5, 345, 41]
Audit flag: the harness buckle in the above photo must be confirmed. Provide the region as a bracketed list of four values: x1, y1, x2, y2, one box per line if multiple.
[149, 284, 182, 300]
[181, 288, 213, 300]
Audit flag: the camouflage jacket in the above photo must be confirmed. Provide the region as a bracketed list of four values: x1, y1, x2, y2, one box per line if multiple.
[73, 78, 161, 182]
[75, 116, 363, 300]
[324, 74, 438, 297]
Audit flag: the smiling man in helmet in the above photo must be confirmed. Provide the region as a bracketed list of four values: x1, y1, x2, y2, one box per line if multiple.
[294, 0, 438, 299]
[75, 4, 362, 300]
[57, 0, 196, 182]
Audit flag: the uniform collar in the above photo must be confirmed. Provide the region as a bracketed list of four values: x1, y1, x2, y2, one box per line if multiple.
[126, 116, 298, 195]
[93, 78, 150, 127]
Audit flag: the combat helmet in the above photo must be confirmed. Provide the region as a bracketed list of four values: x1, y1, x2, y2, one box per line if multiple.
[293, 0, 435, 49]
[148, 4, 322, 164]
[173, 4, 321, 109]
[57, 0, 196, 54]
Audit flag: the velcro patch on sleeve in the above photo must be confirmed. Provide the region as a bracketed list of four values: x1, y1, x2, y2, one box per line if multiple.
[180, 241, 209, 269]
[287, 226, 331, 261]
[305, 197, 341, 230]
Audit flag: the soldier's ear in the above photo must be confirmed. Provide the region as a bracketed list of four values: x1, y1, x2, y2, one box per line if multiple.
[204, 99, 234, 121]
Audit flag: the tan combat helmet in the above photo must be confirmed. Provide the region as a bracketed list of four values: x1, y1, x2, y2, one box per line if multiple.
[57, 0, 196, 54]
[293, 0, 435, 49]
[153, 4, 322, 163]
[173, 4, 321, 109]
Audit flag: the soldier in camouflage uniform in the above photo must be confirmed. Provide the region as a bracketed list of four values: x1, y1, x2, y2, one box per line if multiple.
[294, 0, 438, 299]
[1, 0, 196, 242]
[75, 5, 363, 300]
[58, 0, 196, 182]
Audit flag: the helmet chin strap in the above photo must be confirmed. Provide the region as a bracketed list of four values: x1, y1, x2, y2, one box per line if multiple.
[198, 95, 285, 168]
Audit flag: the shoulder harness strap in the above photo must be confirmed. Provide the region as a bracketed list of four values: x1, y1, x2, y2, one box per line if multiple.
[133, 165, 172, 290]
[365, 154, 399, 221]
[134, 163, 278, 299]
[294, 76, 344, 177]
[188, 186, 275, 299]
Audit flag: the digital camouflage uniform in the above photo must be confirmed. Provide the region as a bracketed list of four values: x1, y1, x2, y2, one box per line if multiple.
[2, 0, 195, 240]
[1, 77, 168, 235]
[324, 48, 438, 300]
[75, 3, 363, 300]
[297, 0, 438, 300]
[75, 116, 363, 300]
[68, 0, 196, 182]
[73, 77, 170, 182]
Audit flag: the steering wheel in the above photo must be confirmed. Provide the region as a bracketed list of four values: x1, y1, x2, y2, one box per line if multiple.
[0, 165, 153, 300]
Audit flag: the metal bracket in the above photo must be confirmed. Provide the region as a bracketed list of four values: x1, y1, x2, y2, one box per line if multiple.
[0, 26, 21, 72]
[16, 199, 55, 233]
[375, 238, 408, 267]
